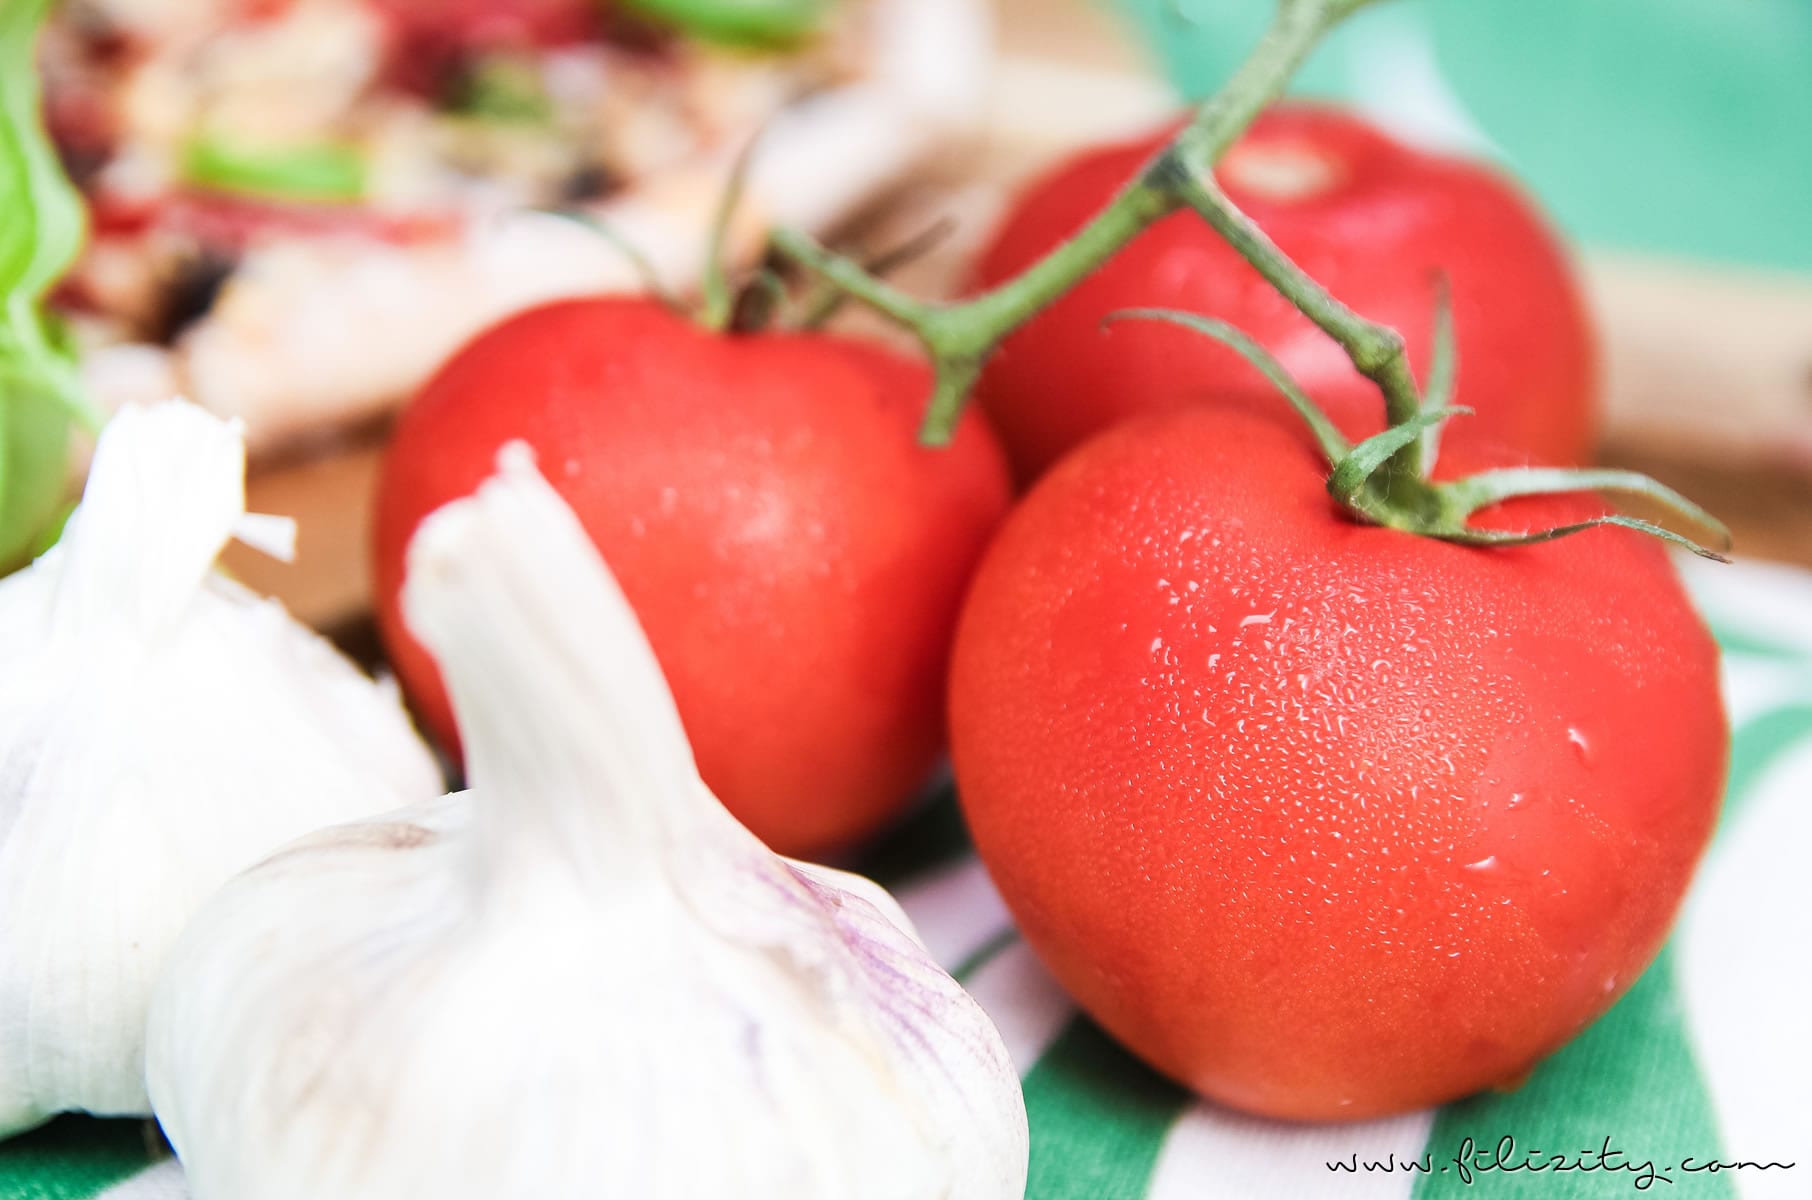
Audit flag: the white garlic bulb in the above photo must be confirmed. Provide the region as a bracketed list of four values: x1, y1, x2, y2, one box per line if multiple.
[146, 445, 1028, 1200]
[0, 401, 442, 1138]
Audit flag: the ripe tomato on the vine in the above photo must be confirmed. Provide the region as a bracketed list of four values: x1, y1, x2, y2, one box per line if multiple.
[971, 105, 1597, 482]
[373, 297, 1013, 859]
[948, 398, 1725, 1120]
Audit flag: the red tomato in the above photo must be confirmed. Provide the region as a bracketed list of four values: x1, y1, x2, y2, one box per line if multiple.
[374, 298, 1012, 859]
[971, 106, 1597, 482]
[948, 399, 1725, 1120]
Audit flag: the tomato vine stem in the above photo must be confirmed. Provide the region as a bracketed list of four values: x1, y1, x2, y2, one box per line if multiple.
[769, 0, 1381, 446]
[1102, 309, 1352, 466]
[792, 217, 957, 331]
[768, 0, 1732, 560]
[1169, 170, 1424, 478]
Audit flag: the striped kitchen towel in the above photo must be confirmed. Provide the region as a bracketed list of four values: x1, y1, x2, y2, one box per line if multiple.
[3, 555, 1807, 1199]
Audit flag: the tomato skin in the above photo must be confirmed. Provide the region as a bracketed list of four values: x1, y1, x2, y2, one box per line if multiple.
[374, 298, 1012, 859]
[971, 105, 1598, 482]
[948, 400, 1725, 1120]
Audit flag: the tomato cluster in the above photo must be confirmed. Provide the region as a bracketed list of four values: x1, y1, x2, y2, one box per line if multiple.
[972, 107, 1598, 481]
[374, 106, 1726, 1120]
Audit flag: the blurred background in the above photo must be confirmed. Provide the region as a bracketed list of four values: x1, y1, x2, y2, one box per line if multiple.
[1129, 0, 1812, 273]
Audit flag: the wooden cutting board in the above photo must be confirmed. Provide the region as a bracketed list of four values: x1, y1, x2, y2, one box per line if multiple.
[227, 0, 1812, 633]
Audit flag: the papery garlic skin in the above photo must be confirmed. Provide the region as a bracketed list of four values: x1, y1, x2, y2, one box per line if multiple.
[147, 445, 1028, 1200]
[0, 401, 442, 1138]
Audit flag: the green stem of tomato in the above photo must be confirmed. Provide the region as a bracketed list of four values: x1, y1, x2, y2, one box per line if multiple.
[771, 0, 1729, 558]
[769, 0, 1383, 446]
[1170, 171, 1424, 478]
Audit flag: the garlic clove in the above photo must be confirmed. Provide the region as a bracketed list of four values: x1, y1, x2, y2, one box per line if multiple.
[0, 400, 442, 1138]
[147, 444, 1027, 1199]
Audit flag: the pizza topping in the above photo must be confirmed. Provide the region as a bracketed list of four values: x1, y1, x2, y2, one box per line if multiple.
[148, 250, 234, 342]
[443, 54, 555, 124]
[623, 0, 832, 46]
[42, 0, 855, 346]
[181, 133, 369, 203]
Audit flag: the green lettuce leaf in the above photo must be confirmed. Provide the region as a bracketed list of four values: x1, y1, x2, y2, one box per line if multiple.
[1, 0, 95, 571]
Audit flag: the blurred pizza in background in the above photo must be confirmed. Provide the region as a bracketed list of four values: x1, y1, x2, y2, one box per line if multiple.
[41, 0, 989, 454]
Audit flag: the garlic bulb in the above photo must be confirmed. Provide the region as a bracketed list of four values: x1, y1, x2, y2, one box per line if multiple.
[146, 445, 1028, 1200]
[0, 400, 442, 1138]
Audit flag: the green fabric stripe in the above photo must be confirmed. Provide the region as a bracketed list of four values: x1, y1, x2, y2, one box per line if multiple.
[1021, 1019, 1191, 1200]
[0, 1118, 158, 1199]
[951, 927, 1189, 1198]
[1410, 697, 1812, 1197]
[859, 785, 973, 888]
[1411, 946, 1732, 1198]
[953, 927, 1021, 983]
[1721, 705, 1812, 830]
[903, 787, 1192, 1199]
[936, 898, 1189, 1197]
[6, 669, 1806, 1200]
[1710, 623, 1807, 663]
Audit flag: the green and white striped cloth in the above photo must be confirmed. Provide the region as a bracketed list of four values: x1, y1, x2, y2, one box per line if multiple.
[3, 555, 1807, 1199]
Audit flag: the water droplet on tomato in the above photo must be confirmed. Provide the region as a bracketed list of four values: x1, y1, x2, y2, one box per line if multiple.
[1567, 727, 1594, 765]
